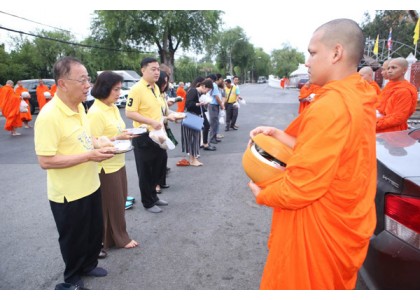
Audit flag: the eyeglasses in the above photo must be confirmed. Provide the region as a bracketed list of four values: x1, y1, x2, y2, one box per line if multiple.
[66, 76, 91, 85]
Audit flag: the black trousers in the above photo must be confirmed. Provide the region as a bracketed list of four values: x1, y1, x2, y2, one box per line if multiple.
[132, 133, 166, 208]
[50, 188, 103, 284]
[225, 103, 238, 128]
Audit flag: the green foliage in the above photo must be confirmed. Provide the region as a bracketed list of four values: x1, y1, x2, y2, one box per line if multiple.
[91, 10, 222, 78]
[270, 45, 305, 77]
[361, 10, 419, 61]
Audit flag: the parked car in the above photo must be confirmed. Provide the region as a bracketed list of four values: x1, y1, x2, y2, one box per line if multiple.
[257, 76, 267, 84]
[297, 78, 309, 89]
[115, 87, 129, 108]
[359, 128, 420, 289]
[16, 79, 55, 114]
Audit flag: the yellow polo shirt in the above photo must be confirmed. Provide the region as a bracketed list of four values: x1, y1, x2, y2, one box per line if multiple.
[34, 96, 100, 203]
[125, 78, 162, 131]
[87, 99, 126, 174]
[225, 85, 238, 103]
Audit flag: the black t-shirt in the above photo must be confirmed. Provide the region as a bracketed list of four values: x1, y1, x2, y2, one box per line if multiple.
[185, 87, 206, 115]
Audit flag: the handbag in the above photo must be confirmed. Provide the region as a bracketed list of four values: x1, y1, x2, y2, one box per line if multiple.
[182, 112, 204, 131]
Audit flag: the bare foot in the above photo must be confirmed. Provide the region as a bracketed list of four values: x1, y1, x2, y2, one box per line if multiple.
[124, 240, 139, 249]
[190, 161, 203, 167]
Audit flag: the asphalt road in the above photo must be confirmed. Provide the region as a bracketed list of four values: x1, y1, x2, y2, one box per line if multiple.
[0, 84, 367, 290]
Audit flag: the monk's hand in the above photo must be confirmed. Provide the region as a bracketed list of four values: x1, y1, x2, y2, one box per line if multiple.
[249, 126, 277, 139]
[248, 180, 261, 198]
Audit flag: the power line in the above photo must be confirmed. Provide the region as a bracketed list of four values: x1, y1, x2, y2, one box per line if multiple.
[0, 10, 71, 33]
[0, 25, 151, 54]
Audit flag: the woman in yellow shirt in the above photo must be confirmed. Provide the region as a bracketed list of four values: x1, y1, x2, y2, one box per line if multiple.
[88, 71, 138, 250]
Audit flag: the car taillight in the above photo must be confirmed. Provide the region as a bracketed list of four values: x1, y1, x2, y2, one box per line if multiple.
[385, 194, 420, 249]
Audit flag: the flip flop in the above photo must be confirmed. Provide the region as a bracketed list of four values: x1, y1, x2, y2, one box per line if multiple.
[176, 159, 190, 166]
[126, 196, 135, 203]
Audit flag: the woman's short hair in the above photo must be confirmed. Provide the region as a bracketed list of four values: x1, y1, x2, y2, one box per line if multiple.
[91, 71, 123, 100]
[200, 79, 213, 89]
[156, 71, 169, 93]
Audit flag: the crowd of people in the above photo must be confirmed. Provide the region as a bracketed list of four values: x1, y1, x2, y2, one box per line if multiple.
[0, 79, 56, 135]
[3, 17, 419, 291]
[28, 54, 245, 288]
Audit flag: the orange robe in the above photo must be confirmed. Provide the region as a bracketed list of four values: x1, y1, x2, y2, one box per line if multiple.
[369, 81, 381, 95]
[1, 86, 22, 131]
[15, 86, 32, 122]
[298, 84, 321, 114]
[376, 80, 418, 133]
[50, 84, 57, 97]
[36, 85, 49, 111]
[257, 73, 377, 290]
[176, 86, 187, 112]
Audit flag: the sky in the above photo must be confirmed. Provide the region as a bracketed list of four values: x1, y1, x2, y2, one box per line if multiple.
[0, 0, 415, 58]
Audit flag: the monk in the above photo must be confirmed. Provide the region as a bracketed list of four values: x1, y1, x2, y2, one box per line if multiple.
[15, 80, 28, 97]
[1, 80, 23, 135]
[248, 19, 377, 290]
[36, 79, 50, 111]
[176, 81, 187, 112]
[20, 91, 33, 128]
[376, 57, 418, 133]
[298, 82, 321, 114]
[50, 83, 57, 97]
[359, 66, 381, 95]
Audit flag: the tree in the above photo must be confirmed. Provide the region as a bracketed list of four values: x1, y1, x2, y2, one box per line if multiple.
[361, 10, 420, 61]
[91, 10, 223, 80]
[271, 45, 305, 78]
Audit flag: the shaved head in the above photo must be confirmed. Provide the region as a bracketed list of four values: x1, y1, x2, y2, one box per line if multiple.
[315, 18, 364, 67]
[390, 57, 408, 69]
[359, 66, 374, 82]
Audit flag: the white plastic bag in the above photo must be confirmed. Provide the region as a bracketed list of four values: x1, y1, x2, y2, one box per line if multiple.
[238, 98, 246, 105]
[219, 110, 226, 125]
[149, 122, 175, 150]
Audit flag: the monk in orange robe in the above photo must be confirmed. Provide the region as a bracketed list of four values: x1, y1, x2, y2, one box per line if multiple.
[298, 82, 321, 114]
[15, 80, 27, 97]
[36, 79, 50, 111]
[248, 19, 377, 290]
[359, 66, 381, 95]
[20, 91, 33, 128]
[0, 80, 23, 135]
[376, 57, 418, 133]
[50, 83, 57, 97]
[176, 82, 187, 112]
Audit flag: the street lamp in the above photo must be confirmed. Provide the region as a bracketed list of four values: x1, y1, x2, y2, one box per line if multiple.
[229, 38, 244, 75]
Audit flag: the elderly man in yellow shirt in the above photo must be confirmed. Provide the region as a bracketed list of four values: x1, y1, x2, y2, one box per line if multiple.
[34, 56, 114, 289]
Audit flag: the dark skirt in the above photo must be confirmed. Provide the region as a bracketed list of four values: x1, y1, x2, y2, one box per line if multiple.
[99, 166, 131, 249]
[181, 124, 201, 158]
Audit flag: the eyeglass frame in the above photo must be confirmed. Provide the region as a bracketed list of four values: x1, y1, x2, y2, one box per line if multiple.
[65, 76, 91, 85]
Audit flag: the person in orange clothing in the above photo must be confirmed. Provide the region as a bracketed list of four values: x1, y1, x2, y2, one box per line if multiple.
[1, 80, 23, 135]
[50, 83, 57, 97]
[15, 80, 28, 97]
[36, 79, 50, 111]
[376, 57, 418, 133]
[176, 81, 186, 112]
[297, 82, 321, 114]
[247, 18, 377, 290]
[359, 66, 381, 95]
[20, 91, 33, 128]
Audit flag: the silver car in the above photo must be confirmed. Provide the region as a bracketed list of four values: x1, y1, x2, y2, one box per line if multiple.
[359, 128, 420, 289]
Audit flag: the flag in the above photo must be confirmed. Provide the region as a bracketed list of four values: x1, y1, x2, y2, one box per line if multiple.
[387, 28, 392, 51]
[414, 19, 420, 45]
[373, 35, 379, 55]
